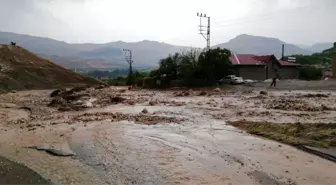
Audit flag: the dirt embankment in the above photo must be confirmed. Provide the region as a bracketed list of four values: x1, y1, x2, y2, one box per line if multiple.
[0, 44, 103, 93]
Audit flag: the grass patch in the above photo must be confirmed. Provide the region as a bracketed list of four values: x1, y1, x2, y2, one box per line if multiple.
[229, 121, 336, 148]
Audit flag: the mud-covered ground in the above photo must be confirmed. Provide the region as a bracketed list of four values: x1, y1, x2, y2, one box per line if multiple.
[0, 82, 336, 185]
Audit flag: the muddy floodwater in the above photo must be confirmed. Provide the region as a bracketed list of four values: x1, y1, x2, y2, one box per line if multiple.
[0, 85, 336, 184]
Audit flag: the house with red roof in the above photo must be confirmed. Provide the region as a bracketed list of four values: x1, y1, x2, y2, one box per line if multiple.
[229, 54, 299, 80]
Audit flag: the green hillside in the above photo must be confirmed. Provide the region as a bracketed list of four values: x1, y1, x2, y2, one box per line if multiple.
[290, 42, 336, 65]
[322, 42, 336, 54]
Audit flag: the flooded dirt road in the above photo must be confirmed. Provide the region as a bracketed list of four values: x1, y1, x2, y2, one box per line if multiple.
[0, 86, 336, 184]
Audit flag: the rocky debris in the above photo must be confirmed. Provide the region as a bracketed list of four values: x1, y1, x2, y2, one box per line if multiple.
[62, 93, 90, 102]
[26, 146, 75, 157]
[174, 90, 192, 97]
[242, 89, 253, 94]
[11, 90, 17, 93]
[72, 112, 185, 125]
[158, 99, 169, 105]
[321, 104, 336, 111]
[48, 96, 67, 107]
[19, 106, 32, 113]
[97, 96, 126, 105]
[171, 101, 186, 106]
[10, 118, 29, 125]
[259, 91, 267, 95]
[119, 89, 127, 93]
[142, 108, 149, 114]
[72, 112, 127, 122]
[110, 96, 126, 104]
[149, 99, 159, 106]
[207, 93, 213, 97]
[214, 88, 221, 92]
[238, 111, 271, 117]
[302, 93, 329, 98]
[266, 99, 332, 111]
[185, 89, 193, 96]
[174, 92, 183, 97]
[134, 115, 182, 125]
[128, 101, 136, 105]
[25, 123, 43, 130]
[58, 106, 74, 112]
[183, 91, 190, 96]
[48, 90, 93, 111]
[70, 86, 89, 93]
[53, 86, 89, 98]
[199, 91, 207, 96]
[94, 85, 106, 90]
[50, 89, 62, 97]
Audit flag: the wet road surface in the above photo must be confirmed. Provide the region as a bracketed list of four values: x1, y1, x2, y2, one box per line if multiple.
[67, 106, 336, 185]
[0, 88, 336, 184]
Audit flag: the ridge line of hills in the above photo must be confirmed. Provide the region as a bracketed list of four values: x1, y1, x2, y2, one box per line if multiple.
[0, 31, 333, 69]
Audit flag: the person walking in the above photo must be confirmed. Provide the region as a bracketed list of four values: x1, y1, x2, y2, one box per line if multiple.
[271, 72, 279, 87]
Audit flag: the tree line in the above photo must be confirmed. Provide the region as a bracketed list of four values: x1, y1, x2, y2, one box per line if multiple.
[84, 69, 129, 79]
[148, 48, 233, 87]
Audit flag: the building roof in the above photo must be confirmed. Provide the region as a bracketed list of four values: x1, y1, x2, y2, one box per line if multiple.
[229, 54, 299, 67]
[229, 54, 266, 65]
[278, 60, 299, 66]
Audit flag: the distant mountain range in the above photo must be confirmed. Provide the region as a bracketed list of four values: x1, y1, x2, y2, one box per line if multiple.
[0, 31, 185, 69]
[0, 31, 333, 69]
[299, 43, 334, 53]
[214, 34, 316, 58]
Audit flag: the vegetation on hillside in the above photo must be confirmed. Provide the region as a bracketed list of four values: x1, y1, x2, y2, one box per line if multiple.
[290, 42, 335, 65]
[292, 54, 333, 65]
[289, 42, 335, 80]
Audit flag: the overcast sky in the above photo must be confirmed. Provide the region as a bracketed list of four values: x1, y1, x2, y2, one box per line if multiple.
[0, 0, 335, 47]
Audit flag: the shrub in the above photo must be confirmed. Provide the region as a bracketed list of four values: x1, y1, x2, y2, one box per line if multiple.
[299, 66, 323, 80]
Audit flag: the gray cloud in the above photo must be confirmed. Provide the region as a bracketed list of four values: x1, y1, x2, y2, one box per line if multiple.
[0, 0, 335, 46]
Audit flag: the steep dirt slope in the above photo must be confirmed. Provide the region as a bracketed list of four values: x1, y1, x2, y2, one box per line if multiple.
[0, 44, 101, 93]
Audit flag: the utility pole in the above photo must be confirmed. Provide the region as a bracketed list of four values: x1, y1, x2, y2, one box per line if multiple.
[197, 12, 210, 50]
[123, 49, 133, 76]
[281, 44, 285, 60]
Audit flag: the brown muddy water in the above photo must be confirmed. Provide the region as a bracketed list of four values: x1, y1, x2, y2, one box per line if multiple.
[0, 87, 336, 184]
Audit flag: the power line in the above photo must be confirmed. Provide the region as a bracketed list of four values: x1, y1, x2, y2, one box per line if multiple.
[212, 15, 274, 30]
[123, 49, 133, 76]
[197, 12, 210, 51]
[211, 4, 312, 29]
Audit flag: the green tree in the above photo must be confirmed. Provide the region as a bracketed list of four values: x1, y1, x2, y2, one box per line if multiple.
[149, 69, 159, 77]
[134, 71, 149, 78]
[197, 47, 232, 83]
[150, 48, 233, 87]
[178, 48, 200, 80]
[158, 53, 180, 79]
